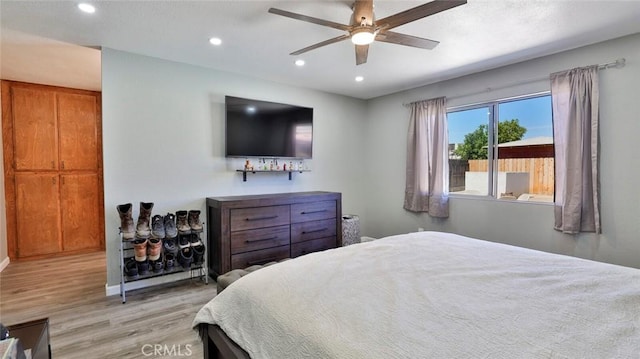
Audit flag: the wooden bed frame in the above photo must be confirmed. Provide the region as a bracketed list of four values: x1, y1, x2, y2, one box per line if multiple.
[199, 323, 250, 359]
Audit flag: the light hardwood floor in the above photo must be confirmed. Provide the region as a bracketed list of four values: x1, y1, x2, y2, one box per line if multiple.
[0, 251, 217, 358]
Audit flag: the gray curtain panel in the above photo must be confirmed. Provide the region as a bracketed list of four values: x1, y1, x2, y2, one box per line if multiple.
[404, 97, 449, 218]
[550, 65, 600, 233]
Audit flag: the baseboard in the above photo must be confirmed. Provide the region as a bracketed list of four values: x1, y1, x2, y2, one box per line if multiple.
[0, 257, 9, 272]
[105, 271, 198, 296]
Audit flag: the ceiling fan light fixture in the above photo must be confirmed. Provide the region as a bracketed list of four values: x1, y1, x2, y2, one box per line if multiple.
[351, 27, 375, 45]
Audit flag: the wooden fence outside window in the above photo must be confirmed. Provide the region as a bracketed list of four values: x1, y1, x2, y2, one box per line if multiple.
[467, 158, 555, 195]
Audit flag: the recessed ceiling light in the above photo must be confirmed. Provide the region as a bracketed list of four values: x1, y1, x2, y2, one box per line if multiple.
[295, 59, 305, 67]
[209, 37, 222, 46]
[355, 76, 364, 82]
[77, 3, 95, 14]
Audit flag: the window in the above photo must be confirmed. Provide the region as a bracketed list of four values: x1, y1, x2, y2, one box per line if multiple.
[447, 94, 554, 202]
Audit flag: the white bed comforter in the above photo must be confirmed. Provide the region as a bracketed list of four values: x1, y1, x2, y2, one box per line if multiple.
[194, 231, 640, 358]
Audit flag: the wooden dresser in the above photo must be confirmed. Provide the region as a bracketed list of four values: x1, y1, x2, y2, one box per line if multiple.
[206, 191, 342, 277]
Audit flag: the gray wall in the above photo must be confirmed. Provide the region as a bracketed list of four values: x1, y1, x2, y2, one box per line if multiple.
[102, 48, 369, 287]
[362, 33, 640, 269]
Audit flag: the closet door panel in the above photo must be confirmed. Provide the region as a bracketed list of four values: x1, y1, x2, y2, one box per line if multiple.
[60, 174, 102, 251]
[15, 173, 61, 257]
[11, 87, 58, 170]
[58, 93, 99, 171]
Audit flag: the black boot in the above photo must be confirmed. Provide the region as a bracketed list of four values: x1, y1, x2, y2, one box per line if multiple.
[178, 248, 193, 269]
[192, 245, 205, 265]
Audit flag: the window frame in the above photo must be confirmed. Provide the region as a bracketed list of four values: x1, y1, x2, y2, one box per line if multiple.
[446, 91, 553, 201]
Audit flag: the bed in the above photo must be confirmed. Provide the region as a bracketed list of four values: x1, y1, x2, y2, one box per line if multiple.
[193, 231, 640, 358]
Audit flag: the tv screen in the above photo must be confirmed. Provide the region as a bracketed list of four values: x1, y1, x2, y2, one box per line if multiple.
[225, 96, 313, 159]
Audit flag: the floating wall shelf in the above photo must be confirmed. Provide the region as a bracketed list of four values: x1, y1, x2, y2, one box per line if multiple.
[236, 170, 310, 182]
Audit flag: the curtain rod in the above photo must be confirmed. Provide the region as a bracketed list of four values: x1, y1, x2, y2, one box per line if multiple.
[402, 58, 626, 107]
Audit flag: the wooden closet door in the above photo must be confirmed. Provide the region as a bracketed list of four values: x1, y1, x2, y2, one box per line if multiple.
[60, 174, 102, 251]
[57, 93, 99, 171]
[14, 173, 61, 257]
[11, 87, 58, 171]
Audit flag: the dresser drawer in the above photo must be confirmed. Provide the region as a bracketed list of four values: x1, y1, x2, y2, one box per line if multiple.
[291, 201, 336, 223]
[231, 225, 290, 254]
[291, 237, 335, 258]
[231, 245, 290, 269]
[291, 218, 337, 244]
[230, 205, 290, 231]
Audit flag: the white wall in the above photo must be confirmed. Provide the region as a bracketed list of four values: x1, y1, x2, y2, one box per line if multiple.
[102, 48, 368, 287]
[362, 33, 640, 269]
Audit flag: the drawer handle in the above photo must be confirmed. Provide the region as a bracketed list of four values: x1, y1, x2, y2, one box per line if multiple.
[245, 236, 278, 243]
[246, 215, 278, 221]
[301, 210, 326, 215]
[302, 228, 328, 234]
[247, 257, 279, 266]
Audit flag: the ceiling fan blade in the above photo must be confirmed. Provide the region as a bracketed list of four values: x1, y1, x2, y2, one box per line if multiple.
[290, 34, 351, 56]
[376, 31, 439, 50]
[355, 44, 369, 65]
[352, 0, 374, 26]
[376, 0, 467, 31]
[269, 8, 350, 31]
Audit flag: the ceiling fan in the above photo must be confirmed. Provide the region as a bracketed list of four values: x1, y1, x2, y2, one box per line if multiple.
[268, 0, 467, 65]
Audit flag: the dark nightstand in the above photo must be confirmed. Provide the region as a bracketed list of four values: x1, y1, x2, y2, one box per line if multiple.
[7, 318, 51, 359]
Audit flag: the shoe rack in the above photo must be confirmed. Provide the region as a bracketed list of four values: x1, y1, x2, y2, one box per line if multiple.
[118, 226, 208, 304]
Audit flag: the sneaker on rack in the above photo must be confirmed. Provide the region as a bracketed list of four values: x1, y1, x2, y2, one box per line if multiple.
[150, 258, 164, 273]
[165, 253, 176, 271]
[189, 233, 203, 247]
[163, 238, 178, 256]
[150, 214, 165, 239]
[164, 213, 178, 239]
[178, 234, 190, 249]
[124, 259, 139, 278]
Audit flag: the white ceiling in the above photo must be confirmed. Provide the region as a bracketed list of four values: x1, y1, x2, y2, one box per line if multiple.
[1, 0, 640, 99]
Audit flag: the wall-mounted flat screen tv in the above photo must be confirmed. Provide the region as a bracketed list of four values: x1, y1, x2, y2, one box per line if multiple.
[225, 96, 313, 159]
